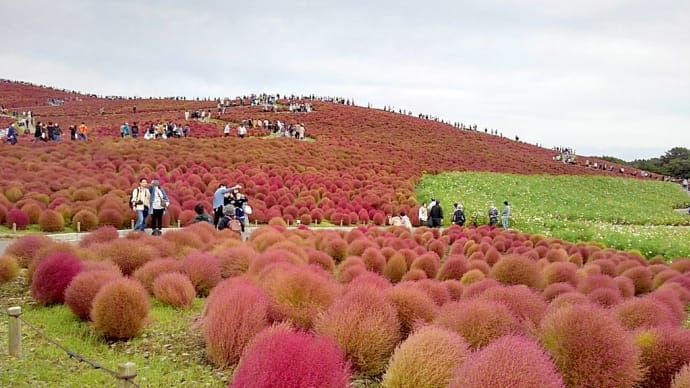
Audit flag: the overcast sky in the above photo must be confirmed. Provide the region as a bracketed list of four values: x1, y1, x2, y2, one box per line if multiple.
[2, 0, 688, 160]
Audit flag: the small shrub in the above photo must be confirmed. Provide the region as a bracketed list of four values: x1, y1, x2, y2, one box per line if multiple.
[539, 304, 643, 387]
[542, 282, 575, 301]
[461, 278, 501, 298]
[577, 273, 619, 295]
[437, 255, 469, 281]
[79, 226, 120, 248]
[97, 208, 124, 228]
[401, 268, 427, 281]
[72, 209, 99, 231]
[0, 255, 20, 284]
[38, 209, 65, 232]
[31, 252, 84, 305]
[6, 208, 30, 229]
[410, 252, 440, 279]
[216, 245, 256, 278]
[637, 327, 690, 388]
[95, 239, 157, 276]
[383, 252, 408, 283]
[203, 279, 271, 367]
[181, 251, 221, 297]
[383, 326, 470, 388]
[587, 287, 623, 308]
[460, 269, 485, 285]
[450, 335, 565, 388]
[387, 285, 439, 337]
[361, 247, 386, 274]
[230, 325, 350, 388]
[434, 299, 522, 349]
[542, 261, 578, 286]
[315, 286, 401, 376]
[91, 278, 150, 339]
[621, 266, 653, 295]
[152, 273, 196, 309]
[613, 296, 678, 330]
[65, 270, 121, 320]
[478, 285, 548, 326]
[549, 291, 590, 310]
[490, 255, 541, 289]
[133, 258, 181, 293]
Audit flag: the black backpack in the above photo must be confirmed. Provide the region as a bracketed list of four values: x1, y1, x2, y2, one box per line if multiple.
[453, 209, 465, 225]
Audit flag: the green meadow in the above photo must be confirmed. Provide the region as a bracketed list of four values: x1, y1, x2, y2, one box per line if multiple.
[416, 172, 690, 259]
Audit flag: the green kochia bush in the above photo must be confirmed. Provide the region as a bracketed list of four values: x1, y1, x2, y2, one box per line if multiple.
[230, 325, 350, 388]
[315, 286, 401, 376]
[450, 335, 565, 388]
[382, 326, 469, 388]
[539, 304, 643, 387]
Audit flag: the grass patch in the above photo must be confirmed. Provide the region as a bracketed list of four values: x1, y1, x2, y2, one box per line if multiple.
[417, 172, 690, 258]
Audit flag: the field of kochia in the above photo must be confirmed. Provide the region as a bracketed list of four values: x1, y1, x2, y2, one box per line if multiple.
[417, 172, 690, 258]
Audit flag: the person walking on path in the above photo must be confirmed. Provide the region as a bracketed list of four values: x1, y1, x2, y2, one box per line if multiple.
[429, 201, 444, 228]
[502, 201, 511, 230]
[130, 178, 151, 232]
[149, 179, 170, 235]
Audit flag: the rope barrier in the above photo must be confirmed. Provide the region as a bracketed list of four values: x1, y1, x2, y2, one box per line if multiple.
[6, 311, 140, 387]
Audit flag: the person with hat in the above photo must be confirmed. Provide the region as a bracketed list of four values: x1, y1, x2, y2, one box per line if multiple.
[216, 204, 236, 230]
[149, 179, 170, 235]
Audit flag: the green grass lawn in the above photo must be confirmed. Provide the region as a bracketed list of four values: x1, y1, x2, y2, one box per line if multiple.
[417, 172, 690, 259]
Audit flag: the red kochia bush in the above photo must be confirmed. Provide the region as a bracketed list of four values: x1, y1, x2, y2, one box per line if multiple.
[181, 251, 221, 296]
[152, 273, 196, 309]
[31, 252, 84, 305]
[437, 254, 469, 281]
[449, 335, 565, 388]
[314, 286, 401, 376]
[538, 304, 643, 388]
[434, 299, 522, 349]
[95, 239, 157, 276]
[6, 208, 30, 229]
[91, 278, 151, 339]
[65, 270, 121, 320]
[230, 325, 350, 388]
[387, 284, 439, 337]
[383, 326, 470, 388]
[477, 285, 548, 326]
[490, 254, 541, 289]
[613, 296, 678, 330]
[636, 327, 690, 388]
[79, 225, 120, 247]
[203, 279, 271, 367]
[216, 245, 256, 278]
[72, 209, 99, 231]
[133, 258, 181, 293]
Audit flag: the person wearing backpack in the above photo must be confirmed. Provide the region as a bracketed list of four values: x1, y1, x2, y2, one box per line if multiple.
[130, 178, 151, 231]
[488, 202, 499, 227]
[149, 179, 170, 236]
[452, 203, 466, 226]
[429, 200, 443, 228]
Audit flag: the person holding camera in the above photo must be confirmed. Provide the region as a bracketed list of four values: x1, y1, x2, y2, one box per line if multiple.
[149, 179, 170, 236]
[213, 183, 241, 226]
[131, 178, 151, 231]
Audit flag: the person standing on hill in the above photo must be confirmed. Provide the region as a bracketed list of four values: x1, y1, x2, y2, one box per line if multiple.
[131, 178, 151, 232]
[78, 122, 89, 140]
[502, 201, 511, 230]
[149, 179, 170, 236]
[213, 183, 241, 226]
[429, 201, 443, 228]
[488, 202, 499, 227]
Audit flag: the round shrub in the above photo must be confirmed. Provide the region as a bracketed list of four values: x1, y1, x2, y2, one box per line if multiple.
[587, 287, 623, 308]
[91, 278, 150, 339]
[216, 245, 256, 278]
[539, 304, 643, 387]
[72, 209, 99, 231]
[230, 325, 350, 388]
[181, 251, 221, 297]
[95, 238, 157, 276]
[542, 261, 578, 286]
[21, 202, 42, 224]
[263, 265, 340, 329]
[613, 296, 678, 330]
[461, 278, 502, 299]
[443, 279, 464, 301]
[577, 273, 619, 295]
[434, 299, 522, 349]
[387, 284, 439, 337]
[621, 266, 653, 295]
[78, 225, 120, 248]
[203, 279, 271, 367]
[671, 363, 690, 388]
[383, 252, 408, 283]
[383, 326, 470, 388]
[460, 269, 485, 285]
[361, 247, 386, 274]
[132, 258, 181, 293]
[449, 335, 565, 388]
[542, 282, 575, 301]
[315, 286, 401, 376]
[38, 209, 65, 232]
[0, 254, 20, 284]
[401, 268, 427, 281]
[637, 327, 690, 388]
[490, 255, 541, 289]
[549, 291, 591, 310]
[6, 208, 30, 229]
[152, 272, 196, 309]
[437, 255, 469, 281]
[65, 270, 121, 320]
[477, 285, 548, 326]
[31, 252, 84, 305]
[97, 208, 124, 228]
[410, 252, 440, 279]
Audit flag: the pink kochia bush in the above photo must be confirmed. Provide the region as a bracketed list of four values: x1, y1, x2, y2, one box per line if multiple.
[90, 278, 151, 339]
[203, 279, 271, 368]
[230, 325, 350, 388]
[635, 326, 690, 388]
[315, 286, 402, 376]
[449, 335, 565, 388]
[152, 273, 196, 309]
[538, 304, 643, 387]
[65, 270, 122, 320]
[31, 252, 84, 305]
[382, 326, 470, 388]
[181, 251, 221, 297]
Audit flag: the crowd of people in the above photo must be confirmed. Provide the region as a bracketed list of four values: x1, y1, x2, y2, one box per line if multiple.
[120, 121, 191, 139]
[412, 199, 512, 230]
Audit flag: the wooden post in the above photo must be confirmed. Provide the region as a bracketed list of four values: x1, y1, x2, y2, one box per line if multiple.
[76, 222, 81, 233]
[177, 220, 181, 228]
[117, 362, 137, 388]
[130, 219, 135, 230]
[12, 223, 16, 233]
[8, 306, 21, 358]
